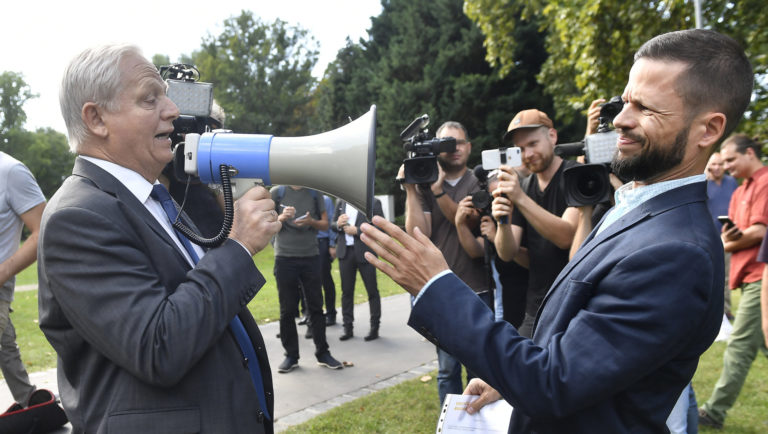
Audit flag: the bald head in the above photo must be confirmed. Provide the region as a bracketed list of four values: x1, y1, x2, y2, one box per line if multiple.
[706, 152, 725, 181]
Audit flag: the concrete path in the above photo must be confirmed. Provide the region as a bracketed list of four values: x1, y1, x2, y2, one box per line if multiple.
[1, 292, 438, 432]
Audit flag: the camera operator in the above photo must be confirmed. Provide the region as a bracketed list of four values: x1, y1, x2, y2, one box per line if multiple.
[399, 120, 489, 406]
[456, 170, 528, 327]
[491, 109, 580, 337]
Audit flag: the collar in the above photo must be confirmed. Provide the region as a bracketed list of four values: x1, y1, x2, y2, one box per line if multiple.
[79, 156, 156, 204]
[597, 173, 705, 235]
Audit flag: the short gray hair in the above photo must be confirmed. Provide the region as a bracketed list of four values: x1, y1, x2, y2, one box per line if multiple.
[436, 121, 469, 141]
[59, 44, 144, 152]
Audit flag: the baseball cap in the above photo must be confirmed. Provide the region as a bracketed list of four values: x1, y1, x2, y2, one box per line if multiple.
[502, 109, 553, 144]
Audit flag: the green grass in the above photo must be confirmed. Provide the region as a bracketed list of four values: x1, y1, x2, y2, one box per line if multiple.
[8, 254, 768, 432]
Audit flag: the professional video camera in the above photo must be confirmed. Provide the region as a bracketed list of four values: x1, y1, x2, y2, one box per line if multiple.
[554, 96, 624, 207]
[400, 114, 457, 185]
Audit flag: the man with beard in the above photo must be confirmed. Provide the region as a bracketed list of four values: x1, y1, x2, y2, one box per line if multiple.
[399, 121, 489, 406]
[491, 110, 579, 337]
[359, 29, 752, 433]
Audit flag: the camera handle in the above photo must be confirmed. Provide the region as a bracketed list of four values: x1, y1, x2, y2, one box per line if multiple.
[173, 164, 235, 248]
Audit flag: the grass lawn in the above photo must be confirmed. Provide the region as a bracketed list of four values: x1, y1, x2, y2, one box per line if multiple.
[8, 251, 768, 432]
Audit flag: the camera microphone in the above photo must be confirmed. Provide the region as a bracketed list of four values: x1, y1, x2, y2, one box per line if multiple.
[400, 114, 430, 141]
[554, 141, 586, 158]
[473, 164, 488, 182]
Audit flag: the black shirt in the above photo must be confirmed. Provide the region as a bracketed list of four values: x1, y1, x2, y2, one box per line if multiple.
[512, 159, 579, 317]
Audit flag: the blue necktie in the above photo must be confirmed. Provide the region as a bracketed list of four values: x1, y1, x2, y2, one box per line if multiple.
[150, 184, 271, 421]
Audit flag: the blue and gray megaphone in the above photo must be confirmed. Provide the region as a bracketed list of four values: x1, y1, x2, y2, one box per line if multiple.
[180, 105, 377, 221]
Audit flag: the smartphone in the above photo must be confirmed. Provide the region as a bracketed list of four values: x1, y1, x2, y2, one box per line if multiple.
[481, 147, 522, 170]
[717, 215, 735, 229]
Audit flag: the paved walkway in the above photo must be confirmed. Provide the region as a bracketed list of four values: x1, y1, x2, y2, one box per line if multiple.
[1, 292, 438, 432]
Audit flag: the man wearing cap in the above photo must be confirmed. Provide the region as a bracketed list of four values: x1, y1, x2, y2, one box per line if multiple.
[491, 109, 580, 337]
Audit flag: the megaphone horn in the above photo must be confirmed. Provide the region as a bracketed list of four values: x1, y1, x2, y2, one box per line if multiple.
[183, 105, 377, 219]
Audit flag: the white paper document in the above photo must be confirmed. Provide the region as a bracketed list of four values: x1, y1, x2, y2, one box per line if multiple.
[436, 393, 513, 433]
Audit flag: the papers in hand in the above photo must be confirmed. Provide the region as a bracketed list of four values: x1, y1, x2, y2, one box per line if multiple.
[436, 393, 513, 433]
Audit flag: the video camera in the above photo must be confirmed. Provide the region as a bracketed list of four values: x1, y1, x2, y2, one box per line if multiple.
[160, 64, 223, 183]
[554, 96, 624, 207]
[400, 114, 457, 185]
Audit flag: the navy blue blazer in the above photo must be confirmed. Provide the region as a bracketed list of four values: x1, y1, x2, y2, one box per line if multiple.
[409, 181, 723, 433]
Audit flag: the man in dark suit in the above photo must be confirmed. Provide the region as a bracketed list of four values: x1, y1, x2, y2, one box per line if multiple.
[333, 198, 384, 341]
[37, 44, 281, 433]
[359, 29, 753, 433]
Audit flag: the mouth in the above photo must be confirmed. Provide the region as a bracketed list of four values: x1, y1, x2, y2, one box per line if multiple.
[154, 130, 174, 142]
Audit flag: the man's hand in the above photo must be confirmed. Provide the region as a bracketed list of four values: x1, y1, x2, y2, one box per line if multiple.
[293, 211, 313, 227]
[463, 378, 502, 415]
[431, 162, 446, 196]
[491, 195, 514, 224]
[278, 205, 296, 222]
[494, 165, 523, 202]
[585, 98, 606, 136]
[479, 215, 497, 240]
[455, 196, 479, 227]
[329, 246, 336, 260]
[360, 216, 449, 295]
[228, 186, 282, 255]
[722, 224, 742, 242]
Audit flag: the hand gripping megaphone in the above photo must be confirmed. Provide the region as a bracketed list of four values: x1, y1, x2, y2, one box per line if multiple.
[175, 105, 377, 247]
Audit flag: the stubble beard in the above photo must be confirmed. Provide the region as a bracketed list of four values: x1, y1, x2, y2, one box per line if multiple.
[611, 125, 689, 183]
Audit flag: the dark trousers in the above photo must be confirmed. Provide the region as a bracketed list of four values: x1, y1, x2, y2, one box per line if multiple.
[339, 245, 381, 329]
[274, 256, 329, 359]
[318, 237, 336, 316]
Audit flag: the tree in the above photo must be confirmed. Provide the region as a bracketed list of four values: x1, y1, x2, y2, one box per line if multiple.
[0, 72, 37, 135]
[1, 128, 74, 198]
[186, 11, 319, 136]
[465, 0, 768, 136]
[315, 0, 562, 204]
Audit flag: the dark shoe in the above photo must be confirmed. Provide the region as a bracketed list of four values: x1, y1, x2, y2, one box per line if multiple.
[325, 314, 336, 326]
[297, 316, 308, 325]
[305, 326, 313, 339]
[364, 327, 379, 341]
[278, 357, 298, 373]
[339, 327, 353, 341]
[317, 352, 343, 370]
[698, 408, 723, 429]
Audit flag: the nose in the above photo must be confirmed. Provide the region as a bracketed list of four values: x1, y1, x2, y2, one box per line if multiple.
[163, 97, 180, 121]
[612, 103, 634, 132]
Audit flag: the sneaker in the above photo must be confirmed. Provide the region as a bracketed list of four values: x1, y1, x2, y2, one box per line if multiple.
[698, 408, 723, 429]
[278, 357, 299, 373]
[316, 352, 343, 370]
[297, 316, 308, 325]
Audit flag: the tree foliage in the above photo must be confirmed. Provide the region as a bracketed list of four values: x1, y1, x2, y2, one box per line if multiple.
[0, 72, 37, 135]
[315, 0, 566, 203]
[465, 0, 768, 137]
[186, 11, 319, 136]
[0, 72, 73, 198]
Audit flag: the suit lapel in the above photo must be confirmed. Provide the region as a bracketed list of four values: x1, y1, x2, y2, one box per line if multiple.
[534, 182, 708, 328]
[73, 158, 191, 267]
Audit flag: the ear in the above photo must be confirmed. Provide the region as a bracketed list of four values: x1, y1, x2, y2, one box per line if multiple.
[548, 127, 558, 146]
[82, 102, 109, 139]
[695, 112, 727, 150]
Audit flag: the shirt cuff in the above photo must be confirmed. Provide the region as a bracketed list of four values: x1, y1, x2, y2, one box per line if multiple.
[412, 269, 453, 305]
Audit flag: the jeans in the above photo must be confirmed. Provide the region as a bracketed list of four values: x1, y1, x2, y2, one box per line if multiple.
[666, 383, 697, 434]
[274, 256, 329, 359]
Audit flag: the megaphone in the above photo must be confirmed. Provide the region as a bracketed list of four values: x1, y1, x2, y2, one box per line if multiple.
[180, 105, 377, 219]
